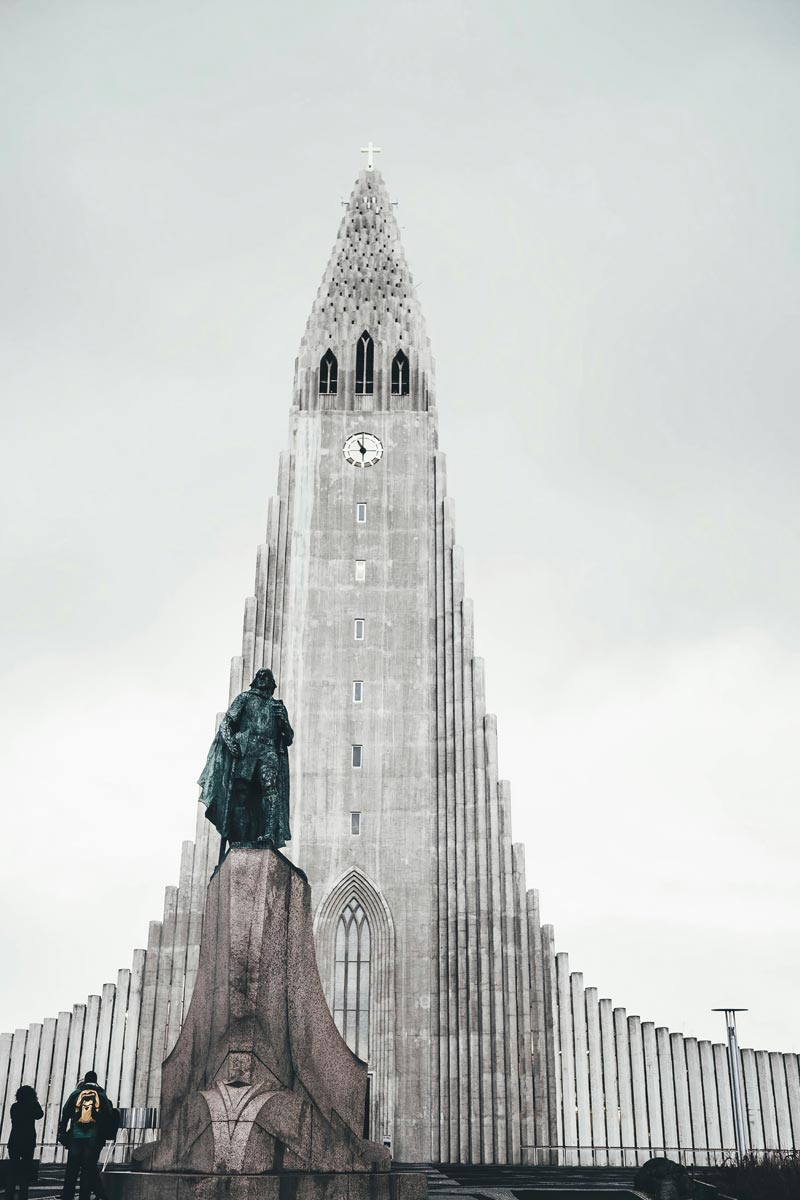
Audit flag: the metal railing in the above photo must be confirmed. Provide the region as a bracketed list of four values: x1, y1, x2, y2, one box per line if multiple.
[520, 1144, 800, 1167]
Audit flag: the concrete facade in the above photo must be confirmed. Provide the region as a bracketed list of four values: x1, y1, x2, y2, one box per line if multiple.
[3, 168, 799, 1167]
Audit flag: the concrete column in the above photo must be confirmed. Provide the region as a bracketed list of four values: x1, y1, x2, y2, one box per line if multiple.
[541, 925, 562, 1154]
[106, 969, 131, 1105]
[113, 955, 143, 1161]
[241, 595, 257, 683]
[0, 1032, 12, 1139]
[471, 657, 494, 1162]
[449, 540, 469, 1161]
[614, 1008, 635, 1167]
[642, 1022, 664, 1154]
[770, 1052, 793, 1150]
[441, 493, 458, 1160]
[20, 1023, 41, 1089]
[432, 460, 447, 1163]
[132, 921, 162, 1107]
[498, 783, 522, 1162]
[270, 452, 293, 683]
[585, 988, 605, 1164]
[0, 1032, 11, 1128]
[783, 1055, 800, 1148]
[203, 811, 221, 900]
[78, 995, 101, 1081]
[556, 954, 577, 1164]
[599, 999, 621, 1165]
[527, 890, 550, 1155]
[755, 1049, 779, 1149]
[228, 655, 244, 705]
[33, 1017, 57, 1149]
[119, 950, 146, 1118]
[63, 1006, 86, 1108]
[671, 1034, 692, 1164]
[512, 843, 535, 1162]
[252, 543, 270, 671]
[699, 1041, 721, 1163]
[460, 596, 482, 1161]
[656, 1027, 678, 1161]
[570, 973, 591, 1164]
[741, 1048, 764, 1150]
[685, 1038, 707, 1165]
[628, 1017, 648, 1165]
[94, 983, 116, 1086]
[166, 842, 195, 1054]
[41, 1012, 71, 1162]
[147, 887, 179, 1107]
[262, 495, 281, 668]
[484, 714, 508, 1161]
[0, 1030, 27, 1146]
[713, 1042, 736, 1154]
[185, 808, 211, 1010]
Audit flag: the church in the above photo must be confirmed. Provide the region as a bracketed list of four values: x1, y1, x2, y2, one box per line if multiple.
[1, 163, 798, 1168]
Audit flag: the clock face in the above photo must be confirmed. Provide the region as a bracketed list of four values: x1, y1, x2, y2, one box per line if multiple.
[343, 432, 384, 468]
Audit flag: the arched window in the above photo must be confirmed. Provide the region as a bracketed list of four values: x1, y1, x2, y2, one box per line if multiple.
[319, 349, 338, 395]
[391, 350, 409, 396]
[355, 331, 374, 395]
[333, 900, 370, 1059]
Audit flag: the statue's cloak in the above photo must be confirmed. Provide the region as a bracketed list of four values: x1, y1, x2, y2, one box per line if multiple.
[198, 690, 293, 849]
[198, 730, 236, 841]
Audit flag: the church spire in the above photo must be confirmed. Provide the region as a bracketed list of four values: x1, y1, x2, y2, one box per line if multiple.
[293, 169, 434, 412]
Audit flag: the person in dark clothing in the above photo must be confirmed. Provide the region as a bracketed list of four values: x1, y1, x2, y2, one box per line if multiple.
[5, 1085, 43, 1200]
[57, 1071, 114, 1200]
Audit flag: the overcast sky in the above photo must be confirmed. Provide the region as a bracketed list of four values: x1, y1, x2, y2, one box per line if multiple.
[1, 0, 798, 1058]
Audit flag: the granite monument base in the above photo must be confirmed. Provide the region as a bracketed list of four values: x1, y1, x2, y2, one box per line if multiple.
[108, 848, 425, 1200]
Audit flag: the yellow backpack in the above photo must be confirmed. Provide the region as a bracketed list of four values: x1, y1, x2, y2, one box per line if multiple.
[74, 1088, 100, 1128]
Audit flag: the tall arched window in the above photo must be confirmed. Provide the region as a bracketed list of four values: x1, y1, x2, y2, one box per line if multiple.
[355, 331, 374, 395]
[391, 350, 409, 396]
[319, 349, 338, 395]
[333, 900, 370, 1059]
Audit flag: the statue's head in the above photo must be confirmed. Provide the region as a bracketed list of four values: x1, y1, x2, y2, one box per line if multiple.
[251, 668, 277, 696]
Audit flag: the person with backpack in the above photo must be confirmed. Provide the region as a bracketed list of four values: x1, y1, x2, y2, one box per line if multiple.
[57, 1071, 115, 1200]
[5, 1084, 43, 1200]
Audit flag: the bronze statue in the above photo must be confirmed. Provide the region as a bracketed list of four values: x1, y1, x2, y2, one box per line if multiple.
[198, 668, 294, 855]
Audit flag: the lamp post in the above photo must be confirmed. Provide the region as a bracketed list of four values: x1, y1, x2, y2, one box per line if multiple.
[712, 1008, 748, 1159]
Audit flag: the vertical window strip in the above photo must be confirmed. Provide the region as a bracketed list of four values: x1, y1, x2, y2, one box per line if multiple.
[355, 331, 374, 395]
[333, 901, 370, 1059]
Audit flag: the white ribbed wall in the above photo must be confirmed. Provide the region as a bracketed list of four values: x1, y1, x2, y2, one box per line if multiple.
[533, 931, 800, 1165]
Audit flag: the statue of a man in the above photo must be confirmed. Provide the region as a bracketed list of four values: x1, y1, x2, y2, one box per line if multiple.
[198, 668, 294, 854]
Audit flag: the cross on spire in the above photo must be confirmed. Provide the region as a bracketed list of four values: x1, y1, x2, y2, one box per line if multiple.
[360, 141, 382, 170]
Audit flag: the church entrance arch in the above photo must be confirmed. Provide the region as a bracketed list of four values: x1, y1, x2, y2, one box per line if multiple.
[314, 868, 395, 1147]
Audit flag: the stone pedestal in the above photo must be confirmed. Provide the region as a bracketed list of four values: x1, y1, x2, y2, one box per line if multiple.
[105, 849, 424, 1200]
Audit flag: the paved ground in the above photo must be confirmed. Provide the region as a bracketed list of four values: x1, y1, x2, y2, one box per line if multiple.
[418, 1164, 644, 1197]
[19, 1161, 651, 1198]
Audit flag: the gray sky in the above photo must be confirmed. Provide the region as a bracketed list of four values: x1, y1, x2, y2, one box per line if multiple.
[1, 0, 798, 1056]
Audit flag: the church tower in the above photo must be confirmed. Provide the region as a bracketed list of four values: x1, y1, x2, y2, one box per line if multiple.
[232, 165, 537, 1162]
[7, 161, 793, 1174]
